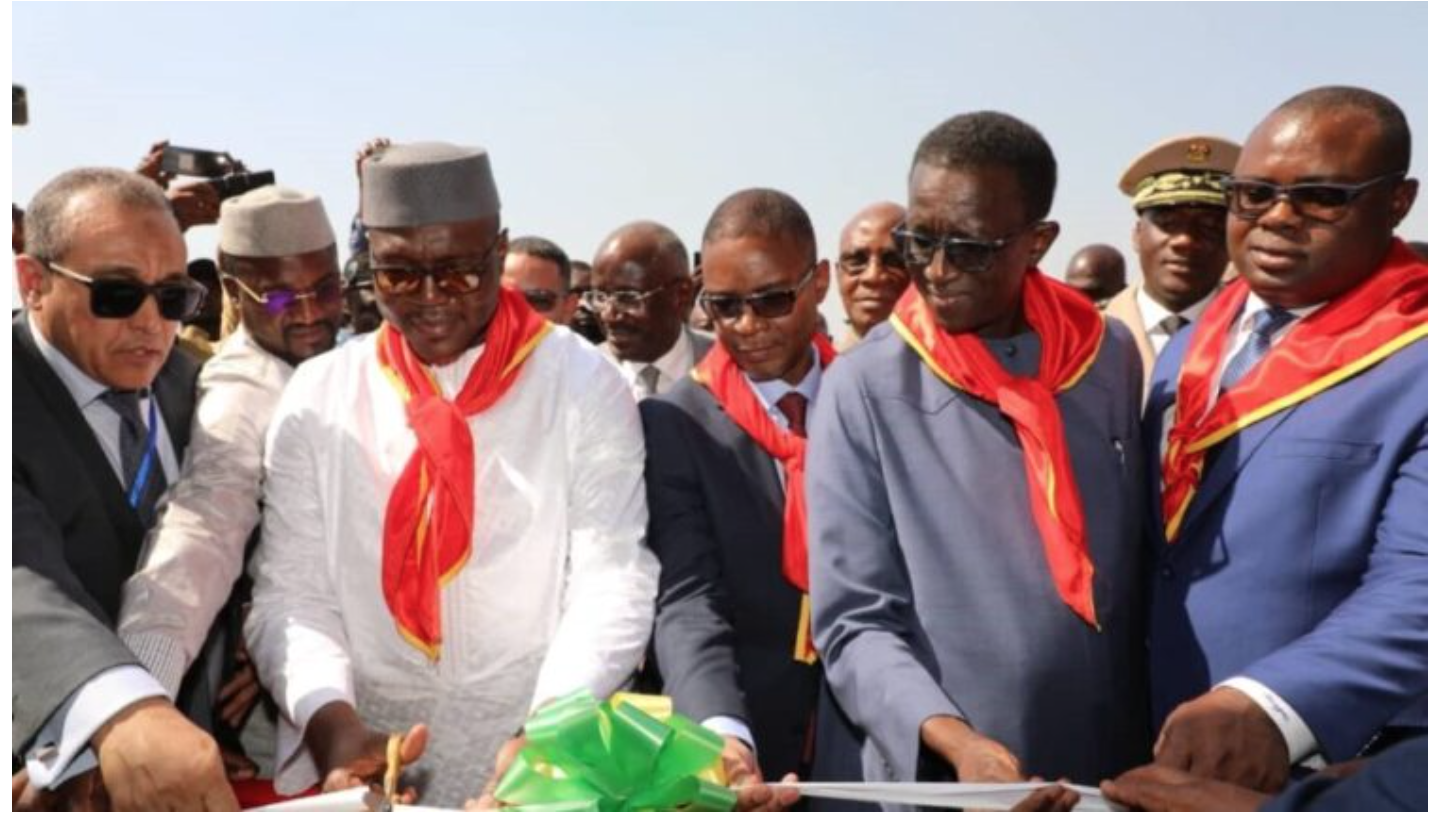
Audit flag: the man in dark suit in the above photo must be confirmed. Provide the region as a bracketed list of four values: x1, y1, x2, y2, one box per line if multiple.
[12, 167, 236, 810]
[643, 188, 856, 808]
[1145, 86, 1427, 792]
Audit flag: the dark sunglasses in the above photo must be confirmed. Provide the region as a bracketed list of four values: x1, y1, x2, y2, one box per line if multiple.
[370, 232, 504, 298]
[47, 261, 207, 321]
[891, 222, 1046, 275]
[838, 248, 908, 275]
[699, 266, 815, 323]
[224, 273, 343, 316]
[520, 288, 561, 312]
[1224, 173, 1404, 223]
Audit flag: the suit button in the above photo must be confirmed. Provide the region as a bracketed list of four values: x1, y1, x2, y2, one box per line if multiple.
[1159, 565, 1175, 579]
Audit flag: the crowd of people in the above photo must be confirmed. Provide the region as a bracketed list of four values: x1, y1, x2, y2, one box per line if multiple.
[11, 83, 1428, 812]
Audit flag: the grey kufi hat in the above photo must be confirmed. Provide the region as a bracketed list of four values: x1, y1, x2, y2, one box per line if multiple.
[360, 142, 500, 228]
[219, 185, 335, 257]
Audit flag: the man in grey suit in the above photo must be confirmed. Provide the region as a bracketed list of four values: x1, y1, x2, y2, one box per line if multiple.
[808, 112, 1150, 797]
[588, 221, 713, 399]
[12, 168, 237, 809]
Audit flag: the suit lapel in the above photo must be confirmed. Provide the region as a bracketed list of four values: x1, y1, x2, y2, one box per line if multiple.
[695, 387, 785, 515]
[13, 316, 145, 547]
[152, 351, 197, 457]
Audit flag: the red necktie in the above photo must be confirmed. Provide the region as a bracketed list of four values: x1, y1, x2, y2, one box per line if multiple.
[776, 392, 808, 437]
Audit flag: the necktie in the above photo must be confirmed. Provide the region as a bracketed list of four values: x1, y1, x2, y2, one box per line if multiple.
[636, 365, 661, 399]
[1220, 307, 1296, 392]
[99, 389, 167, 525]
[775, 392, 808, 438]
[1156, 314, 1189, 337]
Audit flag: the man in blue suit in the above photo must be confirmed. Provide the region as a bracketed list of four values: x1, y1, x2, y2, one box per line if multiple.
[1145, 85, 1427, 792]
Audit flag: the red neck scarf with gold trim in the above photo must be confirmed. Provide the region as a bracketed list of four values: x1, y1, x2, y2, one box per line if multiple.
[375, 286, 551, 659]
[1162, 240, 1428, 543]
[890, 269, 1105, 627]
[694, 333, 837, 662]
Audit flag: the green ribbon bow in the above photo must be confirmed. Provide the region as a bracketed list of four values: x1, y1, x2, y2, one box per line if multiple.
[495, 690, 738, 811]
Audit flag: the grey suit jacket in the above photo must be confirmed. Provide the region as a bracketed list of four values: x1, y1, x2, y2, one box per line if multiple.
[12, 315, 200, 754]
[808, 319, 1151, 787]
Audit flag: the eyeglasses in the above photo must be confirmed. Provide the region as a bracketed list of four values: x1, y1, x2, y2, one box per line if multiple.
[838, 248, 908, 276]
[46, 261, 207, 321]
[891, 222, 1046, 274]
[1140, 206, 1226, 241]
[370, 232, 504, 298]
[1224, 173, 1404, 223]
[520, 287, 561, 312]
[580, 280, 678, 314]
[698, 266, 816, 324]
[223, 273, 344, 316]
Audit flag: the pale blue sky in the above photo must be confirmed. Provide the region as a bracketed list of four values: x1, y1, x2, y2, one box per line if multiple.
[11, 2, 1428, 325]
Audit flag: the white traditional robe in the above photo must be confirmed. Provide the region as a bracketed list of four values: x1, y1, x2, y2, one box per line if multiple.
[246, 325, 658, 806]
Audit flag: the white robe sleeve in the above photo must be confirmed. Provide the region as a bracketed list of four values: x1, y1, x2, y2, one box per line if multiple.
[529, 354, 658, 710]
[245, 367, 355, 794]
[117, 349, 280, 695]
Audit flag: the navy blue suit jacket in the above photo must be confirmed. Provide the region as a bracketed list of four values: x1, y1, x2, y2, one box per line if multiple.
[1144, 314, 1427, 762]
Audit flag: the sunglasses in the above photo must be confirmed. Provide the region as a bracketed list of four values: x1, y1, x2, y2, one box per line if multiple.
[891, 222, 1046, 275]
[699, 266, 816, 324]
[520, 288, 561, 312]
[47, 261, 207, 321]
[1224, 173, 1404, 223]
[370, 232, 504, 298]
[838, 248, 908, 276]
[224, 273, 344, 316]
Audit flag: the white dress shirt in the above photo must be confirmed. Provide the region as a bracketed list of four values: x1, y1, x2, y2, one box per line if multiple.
[24, 314, 179, 788]
[246, 325, 658, 806]
[119, 327, 294, 695]
[1135, 285, 1217, 357]
[605, 328, 695, 400]
[701, 348, 823, 753]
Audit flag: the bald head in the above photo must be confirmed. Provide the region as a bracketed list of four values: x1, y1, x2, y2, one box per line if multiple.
[1271, 86, 1411, 175]
[593, 220, 690, 285]
[840, 201, 905, 249]
[1065, 244, 1126, 304]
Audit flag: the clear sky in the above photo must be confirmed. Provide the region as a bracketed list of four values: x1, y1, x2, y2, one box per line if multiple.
[10, 2, 1429, 327]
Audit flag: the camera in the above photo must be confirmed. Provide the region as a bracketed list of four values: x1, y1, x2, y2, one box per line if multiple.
[161, 145, 276, 201]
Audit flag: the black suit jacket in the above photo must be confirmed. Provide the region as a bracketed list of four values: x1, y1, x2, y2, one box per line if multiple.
[12, 315, 200, 754]
[641, 375, 825, 779]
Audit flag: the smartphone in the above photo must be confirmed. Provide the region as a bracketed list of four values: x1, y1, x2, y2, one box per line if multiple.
[13, 85, 28, 126]
[161, 146, 235, 178]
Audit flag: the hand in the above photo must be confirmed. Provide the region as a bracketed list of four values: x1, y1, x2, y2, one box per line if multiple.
[467, 733, 527, 810]
[305, 702, 427, 801]
[720, 737, 799, 811]
[135, 140, 173, 187]
[222, 745, 259, 781]
[355, 137, 392, 180]
[216, 642, 262, 729]
[1154, 687, 1290, 792]
[1101, 762, 1268, 811]
[168, 181, 221, 231]
[1011, 780, 1081, 811]
[13, 768, 110, 811]
[92, 697, 238, 810]
[920, 715, 1024, 783]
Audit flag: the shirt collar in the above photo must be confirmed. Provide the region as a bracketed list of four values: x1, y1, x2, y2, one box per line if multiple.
[616, 327, 693, 384]
[1238, 290, 1324, 330]
[27, 311, 114, 409]
[745, 344, 823, 414]
[1135, 284, 1219, 334]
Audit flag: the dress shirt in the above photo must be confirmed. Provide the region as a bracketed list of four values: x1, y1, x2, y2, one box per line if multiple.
[246, 325, 658, 805]
[607, 328, 694, 400]
[119, 327, 294, 695]
[1136, 285, 1216, 357]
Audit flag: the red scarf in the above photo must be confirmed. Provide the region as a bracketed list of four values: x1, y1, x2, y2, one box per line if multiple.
[375, 287, 551, 659]
[1162, 240, 1428, 542]
[694, 334, 837, 663]
[890, 270, 1105, 627]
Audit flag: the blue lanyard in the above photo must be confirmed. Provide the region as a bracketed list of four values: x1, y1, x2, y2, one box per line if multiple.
[127, 398, 160, 509]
